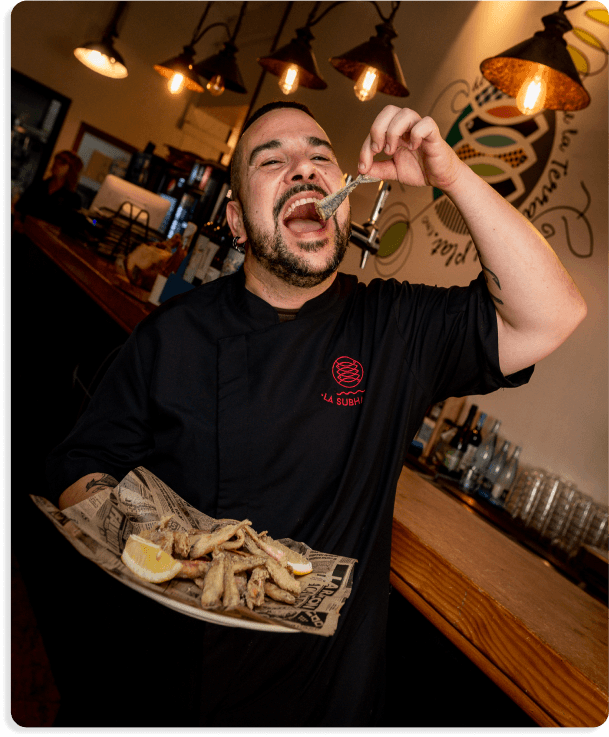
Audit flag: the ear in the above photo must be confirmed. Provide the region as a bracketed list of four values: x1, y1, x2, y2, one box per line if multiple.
[226, 200, 247, 243]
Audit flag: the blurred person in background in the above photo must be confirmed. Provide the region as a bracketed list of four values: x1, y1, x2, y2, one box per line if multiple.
[13, 149, 83, 233]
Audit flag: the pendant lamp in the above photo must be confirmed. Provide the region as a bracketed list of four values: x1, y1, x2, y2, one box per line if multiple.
[154, 45, 205, 94]
[153, 2, 217, 94]
[258, 1, 408, 100]
[258, 24, 328, 93]
[330, 18, 409, 101]
[480, 2, 590, 114]
[194, 3, 249, 95]
[74, 1, 128, 79]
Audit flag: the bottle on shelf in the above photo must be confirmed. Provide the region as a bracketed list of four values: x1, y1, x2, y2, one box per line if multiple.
[477, 439, 511, 500]
[158, 221, 197, 278]
[182, 219, 214, 283]
[457, 412, 487, 475]
[429, 418, 457, 467]
[459, 419, 501, 494]
[220, 237, 245, 277]
[201, 221, 231, 283]
[489, 446, 522, 506]
[441, 404, 478, 478]
[409, 401, 445, 458]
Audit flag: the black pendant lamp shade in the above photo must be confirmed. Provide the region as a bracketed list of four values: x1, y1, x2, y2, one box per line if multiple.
[74, 39, 128, 78]
[258, 26, 328, 90]
[74, 1, 128, 78]
[480, 10, 590, 111]
[154, 45, 205, 93]
[194, 41, 247, 93]
[330, 21, 409, 97]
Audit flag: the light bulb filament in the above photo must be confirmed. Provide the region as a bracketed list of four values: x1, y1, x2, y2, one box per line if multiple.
[169, 73, 185, 94]
[279, 64, 300, 95]
[354, 66, 379, 102]
[524, 79, 542, 109]
[207, 74, 225, 96]
[516, 70, 546, 116]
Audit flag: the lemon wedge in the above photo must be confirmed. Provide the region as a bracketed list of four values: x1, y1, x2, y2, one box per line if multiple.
[286, 559, 313, 576]
[265, 537, 312, 576]
[121, 534, 183, 583]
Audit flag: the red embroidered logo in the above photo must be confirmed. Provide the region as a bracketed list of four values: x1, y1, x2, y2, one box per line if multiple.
[332, 356, 364, 388]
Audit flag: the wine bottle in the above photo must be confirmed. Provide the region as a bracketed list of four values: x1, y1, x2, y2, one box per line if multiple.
[442, 404, 478, 478]
[183, 220, 214, 283]
[477, 440, 511, 500]
[457, 412, 486, 473]
[459, 419, 501, 494]
[490, 446, 522, 505]
[202, 222, 231, 283]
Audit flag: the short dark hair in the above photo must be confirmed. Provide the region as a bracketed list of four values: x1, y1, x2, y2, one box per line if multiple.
[230, 101, 317, 202]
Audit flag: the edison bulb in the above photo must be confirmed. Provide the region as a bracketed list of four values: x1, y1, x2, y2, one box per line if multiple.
[354, 66, 379, 102]
[516, 70, 547, 116]
[279, 64, 300, 95]
[168, 72, 186, 94]
[207, 74, 225, 96]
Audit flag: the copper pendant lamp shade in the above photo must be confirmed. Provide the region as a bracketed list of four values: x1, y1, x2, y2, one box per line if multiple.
[480, 10, 590, 111]
[258, 26, 328, 90]
[330, 21, 409, 97]
[194, 41, 247, 94]
[154, 45, 205, 93]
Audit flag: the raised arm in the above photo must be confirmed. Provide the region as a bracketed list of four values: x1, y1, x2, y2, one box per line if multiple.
[358, 106, 587, 376]
[58, 473, 118, 510]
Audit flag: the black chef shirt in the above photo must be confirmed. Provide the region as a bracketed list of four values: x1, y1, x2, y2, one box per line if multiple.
[46, 267, 533, 726]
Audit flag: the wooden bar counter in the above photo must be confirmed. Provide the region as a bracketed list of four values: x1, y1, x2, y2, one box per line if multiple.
[23, 217, 154, 334]
[23, 218, 608, 727]
[391, 465, 608, 727]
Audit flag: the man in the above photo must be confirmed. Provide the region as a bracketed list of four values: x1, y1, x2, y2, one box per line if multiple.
[46, 102, 585, 726]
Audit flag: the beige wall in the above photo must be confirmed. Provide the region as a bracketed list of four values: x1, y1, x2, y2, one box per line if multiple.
[12, 1, 608, 502]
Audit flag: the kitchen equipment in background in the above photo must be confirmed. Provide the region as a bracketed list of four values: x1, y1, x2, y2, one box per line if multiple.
[125, 144, 170, 193]
[350, 178, 392, 268]
[157, 156, 228, 239]
[89, 174, 171, 232]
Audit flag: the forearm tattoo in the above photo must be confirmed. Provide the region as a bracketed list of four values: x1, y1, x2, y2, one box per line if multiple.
[85, 474, 119, 493]
[480, 261, 504, 305]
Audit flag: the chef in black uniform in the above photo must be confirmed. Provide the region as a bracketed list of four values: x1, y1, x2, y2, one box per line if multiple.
[46, 102, 586, 727]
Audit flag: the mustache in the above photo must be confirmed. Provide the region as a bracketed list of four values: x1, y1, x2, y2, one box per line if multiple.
[273, 183, 328, 223]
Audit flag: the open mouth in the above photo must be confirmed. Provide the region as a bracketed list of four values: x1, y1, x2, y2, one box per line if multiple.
[282, 196, 326, 235]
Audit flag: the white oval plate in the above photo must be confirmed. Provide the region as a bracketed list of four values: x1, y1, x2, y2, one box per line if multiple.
[117, 571, 299, 633]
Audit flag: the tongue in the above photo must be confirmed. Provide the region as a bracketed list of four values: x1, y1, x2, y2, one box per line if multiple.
[284, 201, 322, 234]
[286, 219, 323, 234]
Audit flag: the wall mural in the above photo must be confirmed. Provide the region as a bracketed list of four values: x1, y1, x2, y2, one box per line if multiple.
[374, 5, 608, 278]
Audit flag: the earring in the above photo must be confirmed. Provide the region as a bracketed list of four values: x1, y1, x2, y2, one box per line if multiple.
[232, 236, 246, 254]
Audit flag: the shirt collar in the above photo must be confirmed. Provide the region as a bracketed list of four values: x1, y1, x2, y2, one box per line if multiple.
[228, 267, 346, 325]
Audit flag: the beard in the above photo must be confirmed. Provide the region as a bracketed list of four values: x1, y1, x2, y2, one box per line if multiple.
[242, 184, 351, 289]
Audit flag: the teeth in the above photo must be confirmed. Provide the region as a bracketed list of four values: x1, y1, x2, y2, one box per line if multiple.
[283, 197, 320, 219]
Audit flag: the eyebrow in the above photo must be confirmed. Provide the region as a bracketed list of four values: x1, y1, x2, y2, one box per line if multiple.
[248, 135, 335, 166]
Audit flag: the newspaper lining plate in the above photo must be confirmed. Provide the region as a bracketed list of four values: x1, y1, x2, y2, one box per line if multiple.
[31, 468, 357, 637]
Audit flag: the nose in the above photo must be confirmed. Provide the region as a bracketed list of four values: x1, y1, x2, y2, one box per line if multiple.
[285, 156, 318, 183]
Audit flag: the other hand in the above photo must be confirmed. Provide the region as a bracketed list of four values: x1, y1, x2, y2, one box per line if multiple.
[358, 106, 465, 192]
